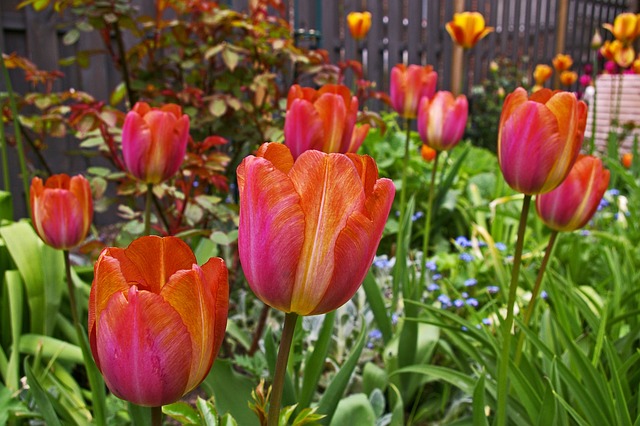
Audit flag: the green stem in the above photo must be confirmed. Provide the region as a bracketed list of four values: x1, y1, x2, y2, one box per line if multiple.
[144, 183, 153, 236]
[419, 151, 439, 288]
[1, 56, 30, 217]
[267, 312, 298, 426]
[113, 21, 137, 106]
[495, 194, 531, 426]
[151, 406, 162, 426]
[0, 106, 9, 192]
[514, 230, 558, 366]
[64, 250, 107, 426]
[398, 118, 412, 223]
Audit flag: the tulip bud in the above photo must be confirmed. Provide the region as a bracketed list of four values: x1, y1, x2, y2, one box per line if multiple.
[122, 102, 190, 184]
[417, 91, 468, 151]
[498, 88, 587, 195]
[535, 155, 610, 231]
[88, 236, 229, 407]
[30, 174, 93, 250]
[421, 144, 436, 162]
[237, 143, 395, 316]
[622, 152, 633, 168]
[591, 29, 603, 49]
[390, 64, 438, 119]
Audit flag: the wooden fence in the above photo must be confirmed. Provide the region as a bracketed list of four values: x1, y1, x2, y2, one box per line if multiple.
[0, 0, 632, 220]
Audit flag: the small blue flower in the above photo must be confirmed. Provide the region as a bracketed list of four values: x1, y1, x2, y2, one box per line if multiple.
[412, 211, 425, 221]
[391, 313, 399, 324]
[426, 260, 437, 271]
[368, 329, 383, 340]
[395, 210, 401, 217]
[597, 198, 610, 211]
[482, 318, 492, 325]
[437, 294, 451, 307]
[432, 273, 442, 281]
[459, 253, 474, 262]
[461, 292, 469, 298]
[464, 278, 478, 287]
[456, 236, 472, 247]
[580, 230, 590, 236]
[487, 285, 500, 294]
[461, 326, 468, 331]
[466, 298, 479, 307]
[608, 188, 620, 196]
[427, 283, 440, 291]
[541, 291, 549, 300]
[495, 242, 507, 251]
[453, 299, 464, 308]
[373, 255, 391, 269]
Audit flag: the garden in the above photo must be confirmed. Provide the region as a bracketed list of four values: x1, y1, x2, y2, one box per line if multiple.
[1, 1, 640, 425]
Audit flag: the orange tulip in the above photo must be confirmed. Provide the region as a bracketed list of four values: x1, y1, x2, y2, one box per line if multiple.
[560, 70, 578, 87]
[347, 11, 372, 40]
[30, 174, 93, 250]
[533, 64, 553, 85]
[237, 143, 394, 316]
[285, 84, 366, 159]
[417, 91, 468, 151]
[535, 155, 610, 231]
[122, 101, 190, 184]
[633, 57, 640, 74]
[421, 144, 436, 162]
[445, 11, 494, 49]
[390, 64, 438, 119]
[602, 12, 639, 45]
[622, 152, 633, 168]
[552, 54, 573, 73]
[600, 40, 616, 62]
[498, 88, 587, 195]
[88, 236, 228, 406]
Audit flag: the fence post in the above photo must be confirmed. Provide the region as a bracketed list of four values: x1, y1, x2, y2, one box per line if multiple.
[553, 0, 569, 89]
[450, 0, 464, 95]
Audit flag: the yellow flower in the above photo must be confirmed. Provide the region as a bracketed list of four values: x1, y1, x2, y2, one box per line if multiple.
[533, 64, 553, 85]
[559, 70, 578, 87]
[552, 54, 573, 72]
[445, 12, 493, 49]
[347, 11, 372, 40]
[602, 12, 639, 45]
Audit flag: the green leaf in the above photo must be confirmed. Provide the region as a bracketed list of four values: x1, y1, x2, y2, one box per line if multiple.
[62, 29, 80, 45]
[391, 365, 474, 395]
[317, 320, 367, 425]
[0, 383, 32, 424]
[0, 191, 11, 220]
[472, 374, 489, 426]
[329, 394, 375, 426]
[298, 311, 335, 410]
[362, 362, 388, 396]
[24, 359, 62, 426]
[197, 397, 219, 426]
[19, 334, 83, 364]
[110, 82, 127, 106]
[362, 271, 392, 343]
[222, 48, 240, 71]
[164, 401, 201, 424]
[5, 270, 22, 391]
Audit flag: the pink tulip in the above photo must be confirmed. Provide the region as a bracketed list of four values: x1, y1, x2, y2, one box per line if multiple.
[30, 174, 93, 250]
[284, 84, 366, 159]
[417, 91, 468, 151]
[498, 88, 587, 195]
[122, 102, 190, 184]
[390, 64, 438, 119]
[535, 155, 610, 232]
[88, 236, 229, 406]
[237, 143, 395, 316]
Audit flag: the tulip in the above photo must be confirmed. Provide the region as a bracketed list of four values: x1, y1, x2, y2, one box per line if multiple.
[591, 29, 603, 49]
[347, 11, 372, 40]
[579, 74, 592, 87]
[612, 41, 635, 68]
[559, 70, 578, 86]
[285, 84, 366, 159]
[498, 87, 587, 195]
[122, 101, 190, 184]
[237, 142, 394, 316]
[417, 91, 468, 151]
[390, 64, 437, 119]
[634, 58, 640, 74]
[536, 155, 610, 232]
[603, 12, 639, 45]
[421, 144, 436, 162]
[533, 64, 553, 85]
[552, 54, 573, 72]
[30, 174, 93, 250]
[622, 152, 633, 168]
[445, 11, 494, 49]
[88, 236, 229, 406]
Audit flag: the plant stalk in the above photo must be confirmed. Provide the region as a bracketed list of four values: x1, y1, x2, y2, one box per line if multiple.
[267, 312, 298, 426]
[151, 406, 162, 426]
[514, 230, 558, 365]
[0, 106, 9, 192]
[495, 194, 531, 426]
[144, 183, 153, 236]
[393, 118, 412, 307]
[419, 151, 440, 288]
[113, 21, 137, 106]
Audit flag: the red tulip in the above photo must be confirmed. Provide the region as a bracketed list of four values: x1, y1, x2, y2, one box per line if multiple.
[88, 236, 228, 406]
[30, 174, 93, 250]
[417, 91, 468, 151]
[284, 84, 366, 159]
[237, 143, 395, 316]
[390, 64, 437, 119]
[535, 155, 610, 231]
[122, 102, 190, 184]
[498, 88, 587, 195]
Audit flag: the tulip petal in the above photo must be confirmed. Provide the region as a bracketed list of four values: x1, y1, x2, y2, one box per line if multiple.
[122, 112, 152, 180]
[256, 142, 295, 174]
[288, 151, 366, 314]
[107, 236, 197, 294]
[160, 258, 228, 392]
[315, 93, 348, 153]
[284, 99, 324, 159]
[96, 287, 192, 406]
[237, 155, 305, 312]
[33, 188, 85, 249]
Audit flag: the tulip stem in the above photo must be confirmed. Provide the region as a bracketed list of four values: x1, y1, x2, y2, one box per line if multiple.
[144, 183, 153, 236]
[151, 406, 162, 426]
[495, 194, 531, 426]
[419, 151, 439, 288]
[393, 118, 412, 308]
[64, 250, 107, 426]
[267, 312, 298, 426]
[514, 230, 558, 366]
